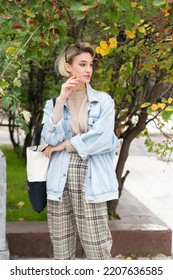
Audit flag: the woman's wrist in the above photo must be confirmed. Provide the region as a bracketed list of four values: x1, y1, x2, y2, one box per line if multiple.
[56, 96, 65, 102]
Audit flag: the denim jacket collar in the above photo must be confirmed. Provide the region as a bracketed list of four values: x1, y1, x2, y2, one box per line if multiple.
[86, 83, 99, 104]
[64, 83, 99, 110]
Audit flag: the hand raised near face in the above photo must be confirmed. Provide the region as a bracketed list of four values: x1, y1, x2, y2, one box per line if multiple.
[59, 76, 79, 101]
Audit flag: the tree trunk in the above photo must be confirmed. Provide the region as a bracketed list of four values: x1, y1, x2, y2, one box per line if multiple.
[107, 110, 148, 212]
[22, 62, 46, 156]
[8, 111, 20, 153]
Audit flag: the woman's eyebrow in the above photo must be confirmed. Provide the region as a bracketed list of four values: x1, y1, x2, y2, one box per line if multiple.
[79, 60, 93, 63]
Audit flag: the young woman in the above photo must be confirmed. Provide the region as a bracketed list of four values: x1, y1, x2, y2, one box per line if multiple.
[41, 42, 119, 260]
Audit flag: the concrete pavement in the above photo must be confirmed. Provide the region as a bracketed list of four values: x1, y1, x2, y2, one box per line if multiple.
[0, 125, 25, 145]
[123, 132, 173, 253]
[0, 126, 11, 145]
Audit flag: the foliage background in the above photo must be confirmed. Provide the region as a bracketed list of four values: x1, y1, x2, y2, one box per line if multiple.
[1, 0, 173, 215]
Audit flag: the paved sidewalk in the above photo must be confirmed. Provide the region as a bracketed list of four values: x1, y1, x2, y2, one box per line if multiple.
[123, 134, 173, 254]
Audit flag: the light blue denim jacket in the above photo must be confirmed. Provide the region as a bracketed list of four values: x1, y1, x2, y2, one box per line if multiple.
[41, 83, 119, 203]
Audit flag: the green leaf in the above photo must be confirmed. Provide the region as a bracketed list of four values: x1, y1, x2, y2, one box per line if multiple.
[127, 95, 132, 103]
[161, 110, 173, 122]
[11, 104, 17, 113]
[141, 102, 151, 108]
[161, 98, 167, 103]
[41, 47, 50, 56]
[13, 78, 22, 87]
[35, 14, 44, 23]
[71, 3, 90, 11]
[21, 110, 31, 124]
[165, 106, 173, 111]
[2, 96, 12, 110]
[153, 0, 166, 6]
[18, 118, 29, 134]
[1, 79, 9, 88]
[17, 69, 21, 79]
[18, 48, 26, 55]
[12, 87, 21, 97]
[147, 106, 153, 114]
[97, 0, 106, 4]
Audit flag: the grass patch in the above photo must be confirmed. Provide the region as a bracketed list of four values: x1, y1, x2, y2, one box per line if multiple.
[0, 145, 47, 222]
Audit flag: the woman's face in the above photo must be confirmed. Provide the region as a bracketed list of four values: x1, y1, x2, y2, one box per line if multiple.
[66, 52, 93, 84]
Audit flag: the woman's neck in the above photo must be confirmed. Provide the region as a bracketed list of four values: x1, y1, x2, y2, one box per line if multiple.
[72, 82, 86, 92]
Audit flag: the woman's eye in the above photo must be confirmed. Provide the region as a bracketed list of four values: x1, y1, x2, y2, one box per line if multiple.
[79, 63, 93, 67]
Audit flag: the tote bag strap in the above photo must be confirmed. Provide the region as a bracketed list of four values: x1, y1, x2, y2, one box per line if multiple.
[33, 98, 56, 146]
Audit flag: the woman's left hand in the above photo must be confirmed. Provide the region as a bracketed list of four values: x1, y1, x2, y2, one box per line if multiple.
[44, 141, 66, 158]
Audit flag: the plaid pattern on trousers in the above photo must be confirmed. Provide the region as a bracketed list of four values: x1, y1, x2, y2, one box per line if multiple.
[47, 152, 112, 260]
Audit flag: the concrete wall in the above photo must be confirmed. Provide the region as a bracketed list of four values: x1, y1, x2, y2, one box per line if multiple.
[0, 149, 9, 259]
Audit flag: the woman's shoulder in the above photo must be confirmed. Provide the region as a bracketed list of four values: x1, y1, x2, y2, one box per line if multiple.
[44, 98, 56, 107]
[89, 85, 114, 104]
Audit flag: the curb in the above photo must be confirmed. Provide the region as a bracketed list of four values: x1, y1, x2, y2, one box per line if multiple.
[6, 190, 172, 259]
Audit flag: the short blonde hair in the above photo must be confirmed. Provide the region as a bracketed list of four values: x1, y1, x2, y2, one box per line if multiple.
[55, 42, 95, 77]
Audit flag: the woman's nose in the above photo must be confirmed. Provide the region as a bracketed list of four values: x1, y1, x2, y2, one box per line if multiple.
[85, 65, 92, 73]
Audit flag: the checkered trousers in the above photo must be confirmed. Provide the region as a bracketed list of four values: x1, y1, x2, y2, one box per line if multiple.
[47, 152, 112, 260]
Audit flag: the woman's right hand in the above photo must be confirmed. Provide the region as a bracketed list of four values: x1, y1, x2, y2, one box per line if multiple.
[44, 141, 66, 158]
[59, 76, 79, 101]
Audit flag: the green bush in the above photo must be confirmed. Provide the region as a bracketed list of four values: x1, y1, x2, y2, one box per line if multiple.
[0, 145, 47, 221]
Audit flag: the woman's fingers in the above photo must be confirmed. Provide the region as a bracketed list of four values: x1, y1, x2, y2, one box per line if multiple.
[44, 146, 52, 158]
[60, 77, 80, 99]
[62, 78, 79, 89]
[44, 142, 65, 158]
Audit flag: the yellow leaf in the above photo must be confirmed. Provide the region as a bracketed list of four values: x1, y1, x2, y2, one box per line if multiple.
[168, 97, 173, 104]
[163, 9, 169, 17]
[109, 38, 117, 48]
[18, 218, 25, 222]
[100, 40, 109, 50]
[104, 26, 110, 31]
[158, 103, 166, 110]
[100, 48, 110, 56]
[26, 10, 31, 17]
[138, 26, 146, 34]
[96, 40, 111, 56]
[131, 2, 138, 8]
[164, 76, 173, 83]
[5, 47, 16, 53]
[96, 46, 101, 54]
[17, 201, 25, 208]
[140, 19, 145, 24]
[125, 30, 136, 39]
[151, 104, 159, 111]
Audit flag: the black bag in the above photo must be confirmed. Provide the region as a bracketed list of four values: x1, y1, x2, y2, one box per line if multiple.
[27, 181, 47, 213]
[26, 98, 56, 213]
